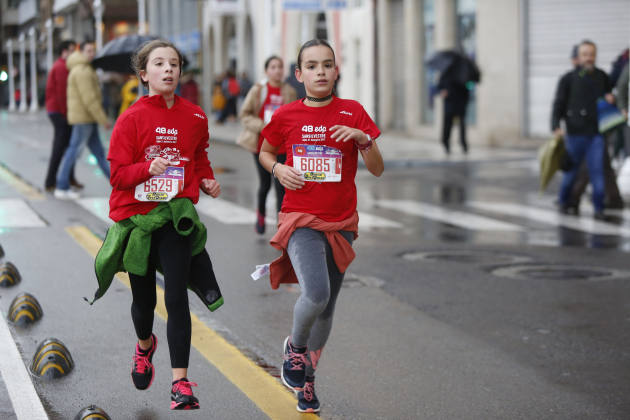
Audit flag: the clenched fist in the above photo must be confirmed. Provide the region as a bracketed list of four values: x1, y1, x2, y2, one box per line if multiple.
[201, 178, 221, 198]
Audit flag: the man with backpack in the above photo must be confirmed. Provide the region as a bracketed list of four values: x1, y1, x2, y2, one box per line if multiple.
[217, 70, 240, 123]
[551, 40, 616, 220]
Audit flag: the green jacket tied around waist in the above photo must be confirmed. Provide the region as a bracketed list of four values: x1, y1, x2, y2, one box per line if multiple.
[90, 198, 206, 304]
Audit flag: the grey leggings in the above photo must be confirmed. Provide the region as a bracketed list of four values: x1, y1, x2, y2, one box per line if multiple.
[287, 227, 353, 376]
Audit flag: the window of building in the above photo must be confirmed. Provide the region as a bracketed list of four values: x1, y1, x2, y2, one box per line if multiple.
[456, 0, 476, 125]
[421, 0, 436, 124]
[315, 12, 327, 39]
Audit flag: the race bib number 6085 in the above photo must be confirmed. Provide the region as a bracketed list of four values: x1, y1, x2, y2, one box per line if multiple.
[292, 144, 342, 182]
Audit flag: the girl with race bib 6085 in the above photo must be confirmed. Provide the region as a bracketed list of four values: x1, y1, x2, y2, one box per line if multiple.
[101, 40, 222, 411]
[259, 39, 384, 413]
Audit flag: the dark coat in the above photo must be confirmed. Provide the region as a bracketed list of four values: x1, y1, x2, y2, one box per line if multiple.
[438, 70, 469, 116]
[551, 67, 612, 136]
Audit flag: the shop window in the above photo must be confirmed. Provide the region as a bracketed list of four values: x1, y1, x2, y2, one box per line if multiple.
[456, 0, 476, 125]
[421, 0, 436, 124]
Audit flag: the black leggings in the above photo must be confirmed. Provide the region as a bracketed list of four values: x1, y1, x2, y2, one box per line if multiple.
[129, 223, 215, 368]
[254, 153, 286, 216]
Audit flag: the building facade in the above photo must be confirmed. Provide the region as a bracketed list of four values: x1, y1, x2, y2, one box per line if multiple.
[2, 0, 629, 146]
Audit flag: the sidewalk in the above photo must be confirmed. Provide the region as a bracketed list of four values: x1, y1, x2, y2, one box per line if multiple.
[208, 120, 541, 167]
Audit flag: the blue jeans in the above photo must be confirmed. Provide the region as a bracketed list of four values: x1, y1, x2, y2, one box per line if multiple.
[559, 134, 605, 212]
[56, 123, 110, 190]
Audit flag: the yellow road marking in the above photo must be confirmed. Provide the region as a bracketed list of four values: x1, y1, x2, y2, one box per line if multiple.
[66, 226, 317, 420]
[0, 163, 44, 200]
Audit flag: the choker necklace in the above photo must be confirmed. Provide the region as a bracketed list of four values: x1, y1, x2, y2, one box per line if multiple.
[306, 94, 333, 103]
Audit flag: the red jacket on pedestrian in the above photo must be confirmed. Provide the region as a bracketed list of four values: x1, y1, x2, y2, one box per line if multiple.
[45, 57, 69, 116]
[108, 94, 215, 222]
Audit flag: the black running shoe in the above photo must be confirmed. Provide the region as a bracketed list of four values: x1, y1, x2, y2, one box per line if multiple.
[281, 336, 307, 391]
[297, 377, 320, 413]
[131, 334, 157, 390]
[255, 210, 265, 235]
[170, 378, 200, 410]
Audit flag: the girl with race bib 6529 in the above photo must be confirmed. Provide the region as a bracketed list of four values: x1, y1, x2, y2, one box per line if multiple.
[95, 40, 222, 411]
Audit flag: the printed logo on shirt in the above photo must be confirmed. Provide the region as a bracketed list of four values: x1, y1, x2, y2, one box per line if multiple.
[144, 145, 189, 165]
[339, 110, 353, 116]
[155, 126, 178, 143]
[301, 124, 327, 142]
[193, 113, 205, 120]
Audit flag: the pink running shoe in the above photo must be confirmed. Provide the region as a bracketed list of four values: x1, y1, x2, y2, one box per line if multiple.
[131, 334, 157, 390]
[170, 378, 200, 410]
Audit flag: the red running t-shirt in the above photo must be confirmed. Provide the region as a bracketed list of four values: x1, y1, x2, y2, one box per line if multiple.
[108, 94, 215, 222]
[261, 97, 380, 222]
[257, 84, 283, 153]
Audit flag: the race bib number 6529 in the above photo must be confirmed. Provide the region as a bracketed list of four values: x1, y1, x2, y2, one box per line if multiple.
[135, 166, 184, 201]
[292, 144, 342, 182]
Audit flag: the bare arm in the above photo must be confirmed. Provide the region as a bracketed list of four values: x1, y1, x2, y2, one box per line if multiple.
[259, 140, 305, 190]
[329, 125, 384, 176]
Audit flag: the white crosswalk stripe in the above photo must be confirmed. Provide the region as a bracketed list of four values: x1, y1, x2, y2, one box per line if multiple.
[375, 199, 525, 231]
[76, 197, 113, 225]
[468, 201, 630, 237]
[0, 198, 46, 228]
[197, 197, 277, 225]
[75, 196, 403, 230]
[72, 196, 630, 238]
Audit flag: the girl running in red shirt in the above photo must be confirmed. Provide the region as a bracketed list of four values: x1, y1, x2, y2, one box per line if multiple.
[105, 40, 221, 410]
[259, 39, 384, 413]
[239, 55, 297, 234]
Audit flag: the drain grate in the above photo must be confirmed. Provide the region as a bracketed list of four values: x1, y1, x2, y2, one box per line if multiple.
[400, 250, 533, 265]
[490, 264, 630, 282]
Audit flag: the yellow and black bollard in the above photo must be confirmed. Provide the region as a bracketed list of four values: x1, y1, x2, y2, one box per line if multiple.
[73, 405, 111, 420]
[8, 292, 43, 326]
[30, 338, 74, 379]
[0, 262, 21, 287]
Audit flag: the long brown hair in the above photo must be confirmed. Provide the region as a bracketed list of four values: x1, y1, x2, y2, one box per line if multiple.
[132, 39, 183, 88]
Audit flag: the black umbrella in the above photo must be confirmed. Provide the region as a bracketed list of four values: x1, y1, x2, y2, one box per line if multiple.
[426, 50, 460, 73]
[426, 50, 481, 85]
[92, 34, 159, 73]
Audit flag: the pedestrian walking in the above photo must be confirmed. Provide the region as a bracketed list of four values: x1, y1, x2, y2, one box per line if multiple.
[563, 44, 624, 212]
[617, 63, 629, 122]
[217, 70, 239, 123]
[94, 40, 222, 410]
[551, 39, 615, 219]
[285, 62, 307, 99]
[118, 75, 138, 116]
[238, 55, 297, 234]
[438, 66, 470, 154]
[43, 39, 83, 193]
[54, 40, 112, 199]
[180, 72, 199, 106]
[259, 39, 384, 413]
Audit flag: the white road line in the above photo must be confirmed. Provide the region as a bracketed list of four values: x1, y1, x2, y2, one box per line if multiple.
[357, 212, 403, 229]
[76, 197, 113, 225]
[77, 196, 402, 231]
[0, 199, 46, 228]
[468, 201, 630, 237]
[375, 199, 524, 231]
[0, 314, 48, 419]
[196, 197, 277, 224]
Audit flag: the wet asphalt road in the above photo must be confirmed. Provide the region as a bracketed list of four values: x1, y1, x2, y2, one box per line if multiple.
[0, 110, 629, 419]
